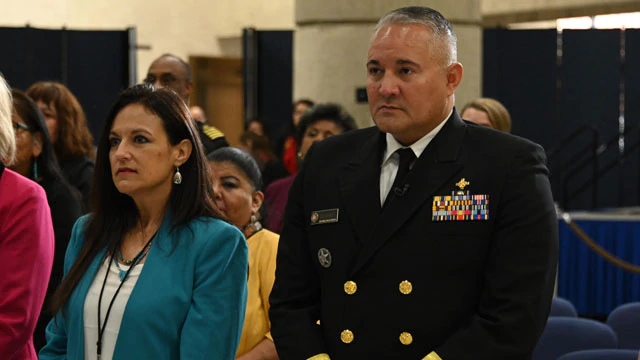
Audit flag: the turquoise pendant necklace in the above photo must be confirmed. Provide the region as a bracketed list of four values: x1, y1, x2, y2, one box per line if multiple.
[114, 230, 157, 281]
[114, 246, 151, 281]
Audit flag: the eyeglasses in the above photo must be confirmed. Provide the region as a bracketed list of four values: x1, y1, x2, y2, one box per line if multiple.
[13, 122, 30, 133]
[143, 74, 185, 87]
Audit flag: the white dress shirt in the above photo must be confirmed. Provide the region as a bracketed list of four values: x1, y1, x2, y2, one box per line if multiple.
[83, 257, 143, 360]
[379, 109, 452, 205]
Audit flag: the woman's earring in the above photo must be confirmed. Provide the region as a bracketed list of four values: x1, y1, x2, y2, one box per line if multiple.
[251, 214, 262, 231]
[33, 159, 39, 179]
[173, 167, 182, 185]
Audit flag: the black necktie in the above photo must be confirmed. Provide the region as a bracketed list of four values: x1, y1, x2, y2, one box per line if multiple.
[384, 148, 416, 208]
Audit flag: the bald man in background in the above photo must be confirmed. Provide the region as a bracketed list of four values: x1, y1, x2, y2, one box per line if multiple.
[144, 54, 228, 154]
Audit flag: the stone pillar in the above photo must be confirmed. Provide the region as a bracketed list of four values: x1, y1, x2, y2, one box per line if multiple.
[294, 0, 482, 128]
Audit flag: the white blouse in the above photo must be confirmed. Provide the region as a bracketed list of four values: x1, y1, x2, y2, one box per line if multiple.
[83, 257, 143, 360]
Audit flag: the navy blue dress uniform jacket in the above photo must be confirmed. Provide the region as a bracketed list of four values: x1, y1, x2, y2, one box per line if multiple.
[269, 111, 559, 360]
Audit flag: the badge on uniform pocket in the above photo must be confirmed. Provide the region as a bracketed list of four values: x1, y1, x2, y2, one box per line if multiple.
[310, 208, 339, 225]
[432, 178, 489, 221]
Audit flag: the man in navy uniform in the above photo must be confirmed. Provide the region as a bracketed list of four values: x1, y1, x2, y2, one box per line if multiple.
[269, 6, 558, 360]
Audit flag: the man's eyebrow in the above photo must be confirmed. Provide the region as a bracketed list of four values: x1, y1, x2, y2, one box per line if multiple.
[366, 60, 380, 67]
[397, 59, 420, 67]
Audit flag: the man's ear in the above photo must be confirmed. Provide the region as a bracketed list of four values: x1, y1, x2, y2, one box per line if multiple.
[446, 62, 463, 95]
[173, 139, 193, 167]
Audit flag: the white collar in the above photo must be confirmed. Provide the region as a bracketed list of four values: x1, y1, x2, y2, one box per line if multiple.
[382, 108, 453, 165]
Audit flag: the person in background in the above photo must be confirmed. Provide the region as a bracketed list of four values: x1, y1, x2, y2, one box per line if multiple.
[0, 75, 55, 360]
[26, 81, 95, 211]
[460, 97, 512, 133]
[279, 99, 314, 175]
[265, 103, 357, 234]
[246, 119, 266, 137]
[145, 53, 229, 154]
[9, 89, 82, 352]
[39, 84, 248, 360]
[207, 147, 280, 360]
[238, 131, 288, 189]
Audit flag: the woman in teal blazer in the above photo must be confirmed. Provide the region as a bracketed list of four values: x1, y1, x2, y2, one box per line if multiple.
[40, 85, 248, 360]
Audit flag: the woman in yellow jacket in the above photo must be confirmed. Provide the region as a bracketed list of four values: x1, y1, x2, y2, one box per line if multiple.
[208, 147, 280, 360]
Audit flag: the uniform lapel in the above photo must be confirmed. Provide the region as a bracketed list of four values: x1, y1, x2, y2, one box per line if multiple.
[339, 128, 386, 246]
[350, 111, 467, 276]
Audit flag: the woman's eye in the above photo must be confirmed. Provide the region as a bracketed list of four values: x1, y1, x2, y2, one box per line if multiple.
[306, 130, 318, 138]
[109, 138, 120, 147]
[400, 68, 413, 75]
[134, 135, 149, 144]
[223, 181, 238, 189]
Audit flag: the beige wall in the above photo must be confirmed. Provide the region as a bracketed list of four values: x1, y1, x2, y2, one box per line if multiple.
[0, 0, 295, 81]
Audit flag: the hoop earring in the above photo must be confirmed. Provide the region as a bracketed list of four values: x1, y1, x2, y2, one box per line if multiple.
[173, 167, 182, 185]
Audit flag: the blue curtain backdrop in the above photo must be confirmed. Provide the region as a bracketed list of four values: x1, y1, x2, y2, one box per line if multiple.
[558, 219, 640, 316]
[0, 26, 130, 141]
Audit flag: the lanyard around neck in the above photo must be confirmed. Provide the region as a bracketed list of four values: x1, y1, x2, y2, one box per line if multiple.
[96, 231, 157, 359]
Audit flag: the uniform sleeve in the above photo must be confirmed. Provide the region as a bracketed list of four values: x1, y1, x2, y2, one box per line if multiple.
[269, 145, 329, 359]
[259, 234, 279, 341]
[39, 216, 90, 360]
[433, 144, 558, 359]
[0, 185, 54, 359]
[179, 223, 248, 360]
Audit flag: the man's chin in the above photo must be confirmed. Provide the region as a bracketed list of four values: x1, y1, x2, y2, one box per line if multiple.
[373, 116, 403, 134]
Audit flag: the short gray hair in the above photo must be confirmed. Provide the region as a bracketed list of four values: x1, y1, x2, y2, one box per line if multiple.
[0, 74, 15, 165]
[373, 6, 457, 67]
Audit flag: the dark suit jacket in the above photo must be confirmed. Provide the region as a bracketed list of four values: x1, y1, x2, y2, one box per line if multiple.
[269, 111, 559, 360]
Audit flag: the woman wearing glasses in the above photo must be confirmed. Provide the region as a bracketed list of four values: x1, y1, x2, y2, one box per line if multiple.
[39, 84, 248, 360]
[8, 89, 82, 352]
[0, 76, 55, 359]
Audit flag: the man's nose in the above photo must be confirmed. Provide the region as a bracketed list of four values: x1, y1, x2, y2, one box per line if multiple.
[379, 73, 400, 97]
[153, 79, 165, 89]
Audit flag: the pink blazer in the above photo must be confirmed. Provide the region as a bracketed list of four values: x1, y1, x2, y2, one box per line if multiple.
[0, 167, 54, 360]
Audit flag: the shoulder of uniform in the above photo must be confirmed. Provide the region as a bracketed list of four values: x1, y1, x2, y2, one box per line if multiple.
[202, 125, 226, 141]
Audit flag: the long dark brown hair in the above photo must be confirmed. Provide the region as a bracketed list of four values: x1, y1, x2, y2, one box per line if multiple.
[50, 84, 221, 316]
[26, 82, 95, 163]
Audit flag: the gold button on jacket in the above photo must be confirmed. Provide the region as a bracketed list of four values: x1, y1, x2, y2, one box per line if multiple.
[344, 281, 357, 295]
[399, 280, 413, 295]
[340, 330, 354, 344]
[399, 331, 413, 345]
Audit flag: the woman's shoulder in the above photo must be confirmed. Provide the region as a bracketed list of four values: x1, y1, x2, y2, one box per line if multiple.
[252, 229, 279, 244]
[43, 177, 82, 207]
[184, 216, 244, 243]
[248, 229, 279, 253]
[0, 169, 47, 207]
